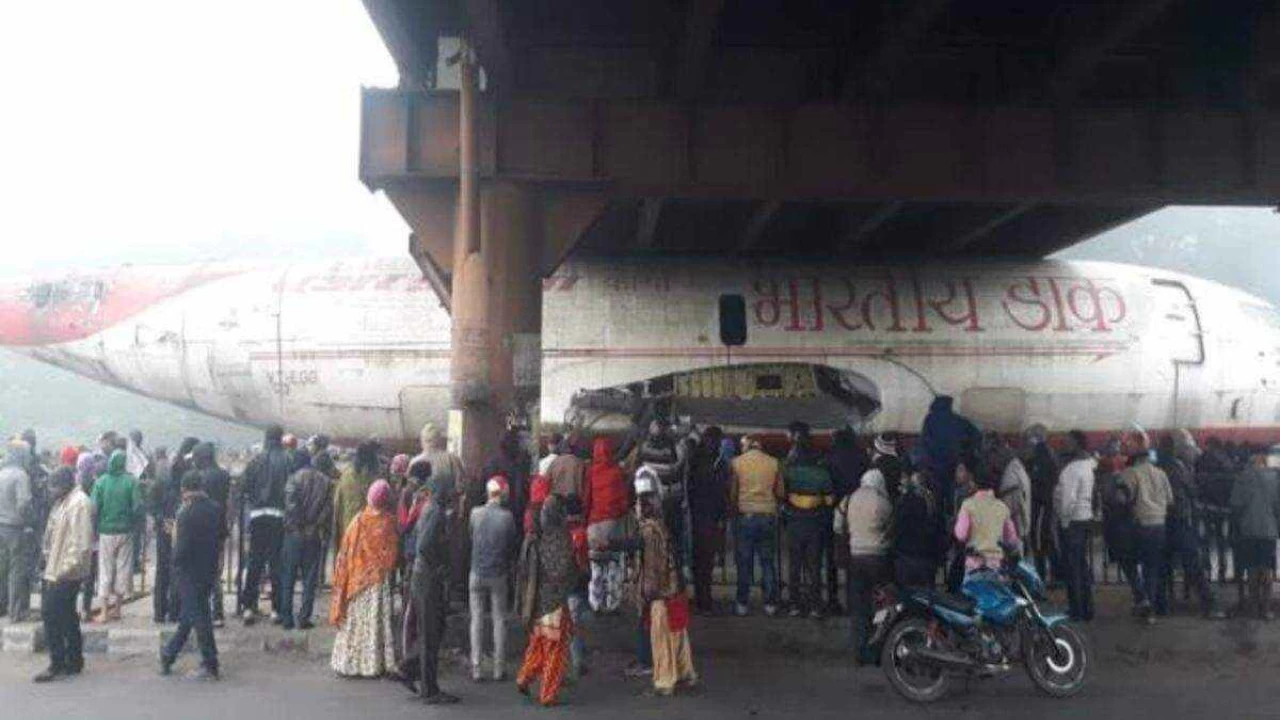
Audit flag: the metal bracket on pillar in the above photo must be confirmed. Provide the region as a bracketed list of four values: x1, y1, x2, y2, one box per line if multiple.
[408, 233, 452, 311]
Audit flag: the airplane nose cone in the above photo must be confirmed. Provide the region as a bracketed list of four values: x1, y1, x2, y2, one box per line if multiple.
[0, 276, 104, 347]
[0, 278, 34, 345]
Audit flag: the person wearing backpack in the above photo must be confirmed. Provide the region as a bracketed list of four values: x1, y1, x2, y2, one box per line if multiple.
[782, 423, 833, 619]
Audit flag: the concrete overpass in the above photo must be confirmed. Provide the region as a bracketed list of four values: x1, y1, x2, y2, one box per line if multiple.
[356, 0, 1280, 466]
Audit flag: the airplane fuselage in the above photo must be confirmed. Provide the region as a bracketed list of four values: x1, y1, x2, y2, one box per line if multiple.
[3, 256, 1279, 444]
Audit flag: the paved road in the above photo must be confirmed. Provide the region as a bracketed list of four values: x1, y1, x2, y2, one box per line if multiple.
[3, 643, 1279, 720]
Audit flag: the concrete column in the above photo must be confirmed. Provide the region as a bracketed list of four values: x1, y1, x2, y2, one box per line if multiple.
[450, 181, 541, 475]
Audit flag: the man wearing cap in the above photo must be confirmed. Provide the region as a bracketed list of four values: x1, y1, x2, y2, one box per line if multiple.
[468, 477, 518, 681]
[1119, 431, 1172, 622]
[730, 436, 783, 616]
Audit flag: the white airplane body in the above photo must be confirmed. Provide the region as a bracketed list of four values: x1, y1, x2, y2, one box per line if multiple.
[3, 255, 1278, 444]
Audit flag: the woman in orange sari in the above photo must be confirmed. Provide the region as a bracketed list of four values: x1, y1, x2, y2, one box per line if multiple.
[330, 479, 400, 677]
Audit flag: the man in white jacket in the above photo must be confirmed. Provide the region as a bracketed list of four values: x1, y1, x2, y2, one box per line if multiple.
[1054, 430, 1097, 621]
[834, 436, 896, 664]
[35, 467, 94, 683]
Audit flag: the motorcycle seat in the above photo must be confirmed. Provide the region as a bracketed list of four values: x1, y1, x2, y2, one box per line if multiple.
[916, 589, 977, 614]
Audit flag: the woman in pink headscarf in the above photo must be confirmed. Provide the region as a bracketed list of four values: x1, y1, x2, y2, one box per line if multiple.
[330, 479, 400, 677]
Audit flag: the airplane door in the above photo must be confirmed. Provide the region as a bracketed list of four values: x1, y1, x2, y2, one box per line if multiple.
[1151, 279, 1205, 427]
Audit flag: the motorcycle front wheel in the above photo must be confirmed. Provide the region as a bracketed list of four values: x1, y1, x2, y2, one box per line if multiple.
[1024, 621, 1089, 698]
[881, 617, 951, 703]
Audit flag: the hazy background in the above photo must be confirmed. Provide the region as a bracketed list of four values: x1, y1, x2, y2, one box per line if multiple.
[1, 3, 1278, 452]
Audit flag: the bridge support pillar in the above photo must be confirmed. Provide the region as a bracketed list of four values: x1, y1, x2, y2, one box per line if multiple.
[449, 179, 541, 475]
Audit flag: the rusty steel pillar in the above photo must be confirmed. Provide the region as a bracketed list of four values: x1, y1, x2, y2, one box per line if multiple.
[448, 42, 542, 474]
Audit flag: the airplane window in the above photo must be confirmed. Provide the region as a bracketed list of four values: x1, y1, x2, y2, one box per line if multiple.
[719, 294, 747, 346]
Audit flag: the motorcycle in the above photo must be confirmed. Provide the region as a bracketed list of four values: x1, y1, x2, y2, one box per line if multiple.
[869, 557, 1089, 703]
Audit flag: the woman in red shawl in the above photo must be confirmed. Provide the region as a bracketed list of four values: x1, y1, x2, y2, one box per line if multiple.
[584, 437, 630, 612]
[330, 479, 400, 677]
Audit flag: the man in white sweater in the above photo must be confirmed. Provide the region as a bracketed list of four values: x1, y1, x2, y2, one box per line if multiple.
[1055, 430, 1097, 621]
[834, 440, 896, 664]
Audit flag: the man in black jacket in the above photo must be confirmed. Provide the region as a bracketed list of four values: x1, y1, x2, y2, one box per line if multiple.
[279, 449, 334, 630]
[153, 438, 197, 623]
[239, 425, 292, 625]
[189, 442, 231, 625]
[159, 471, 221, 680]
[411, 477, 458, 705]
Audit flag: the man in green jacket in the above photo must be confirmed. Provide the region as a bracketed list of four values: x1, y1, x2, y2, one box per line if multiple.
[90, 451, 142, 622]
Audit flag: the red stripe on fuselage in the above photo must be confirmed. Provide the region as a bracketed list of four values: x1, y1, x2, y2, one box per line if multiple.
[0, 265, 250, 347]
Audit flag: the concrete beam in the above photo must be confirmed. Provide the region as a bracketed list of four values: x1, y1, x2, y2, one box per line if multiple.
[362, 0, 445, 89]
[845, 0, 951, 98]
[543, 190, 610, 275]
[1047, 0, 1177, 102]
[673, 0, 726, 100]
[465, 0, 512, 92]
[837, 201, 903, 256]
[944, 202, 1037, 253]
[634, 198, 665, 249]
[361, 90, 1280, 204]
[737, 200, 783, 252]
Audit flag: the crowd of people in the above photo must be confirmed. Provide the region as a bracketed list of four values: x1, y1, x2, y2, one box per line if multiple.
[2, 395, 1279, 703]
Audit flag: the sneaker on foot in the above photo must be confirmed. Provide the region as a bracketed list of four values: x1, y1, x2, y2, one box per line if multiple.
[159, 656, 173, 677]
[733, 603, 749, 617]
[185, 666, 219, 681]
[809, 608, 825, 620]
[33, 667, 63, 683]
[764, 604, 779, 617]
[787, 606, 803, 618]
[425, 692, 460, 705]
[298, 620, 314, 630]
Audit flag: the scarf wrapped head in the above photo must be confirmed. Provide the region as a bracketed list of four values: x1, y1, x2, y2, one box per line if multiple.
[329, 503, 399, 627]
[389, 453, 411, 478]
[367, 478, 392, 510]
[59, 445, 80, 468]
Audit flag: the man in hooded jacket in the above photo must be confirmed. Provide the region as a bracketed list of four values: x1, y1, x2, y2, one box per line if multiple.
[280, 449, 335, 630]
[920, 396, 980, 516]
[186, 442, 231, 625]
[90, 450, 142, 622]
[0, 441, 33, 620]
[152, 437, 198, 624]
[239, 425, 292, 624]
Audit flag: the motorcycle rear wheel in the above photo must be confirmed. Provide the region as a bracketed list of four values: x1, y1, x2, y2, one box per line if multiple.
[881, 617, 951, 704]
[1024, 621, 1089, 698]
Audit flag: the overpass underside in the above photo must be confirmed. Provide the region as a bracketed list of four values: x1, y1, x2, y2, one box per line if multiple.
[356, 0, 1280, 466]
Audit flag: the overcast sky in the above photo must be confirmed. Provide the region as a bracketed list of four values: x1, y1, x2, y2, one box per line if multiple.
[1, 3, 1278, 283]
[0, 0, 408, 275]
